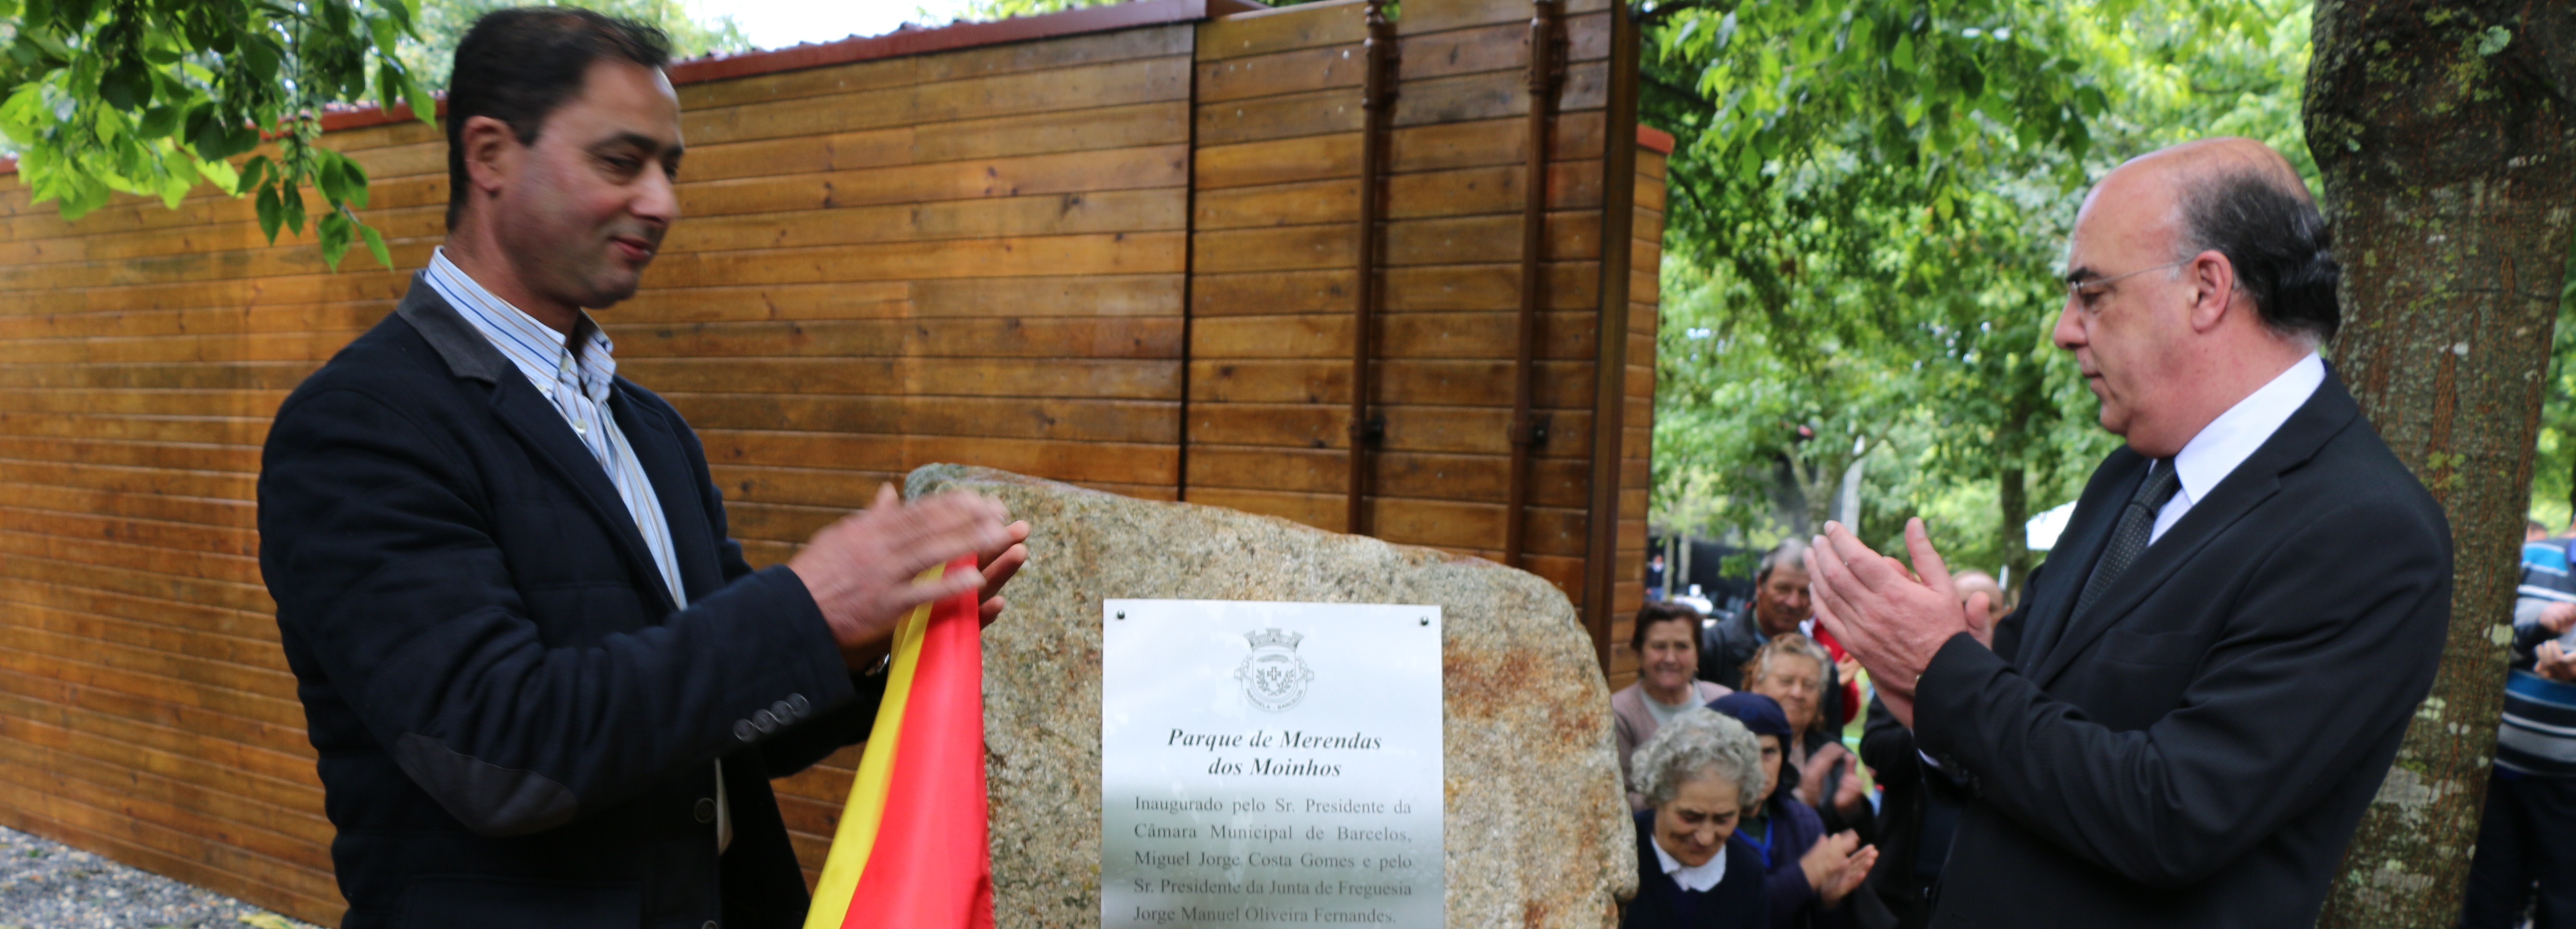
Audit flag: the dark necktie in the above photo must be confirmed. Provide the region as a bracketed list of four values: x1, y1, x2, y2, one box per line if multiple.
[2072, 460, 2180, 621]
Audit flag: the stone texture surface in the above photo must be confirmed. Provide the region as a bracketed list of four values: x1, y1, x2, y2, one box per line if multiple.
[907, 464, 1635, 929]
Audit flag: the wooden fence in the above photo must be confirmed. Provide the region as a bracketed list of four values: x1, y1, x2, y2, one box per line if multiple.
[0, 0, 1666, 922]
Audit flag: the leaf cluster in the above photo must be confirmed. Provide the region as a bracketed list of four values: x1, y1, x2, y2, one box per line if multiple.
[0, 0, 432, 269]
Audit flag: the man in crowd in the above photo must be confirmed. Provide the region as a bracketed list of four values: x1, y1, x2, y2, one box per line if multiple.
[2460, 523, 2576, 928]
[1807, 137, 2450, 927]
[1705, 541, 1861, 730]
[258, 10, 1026, 928]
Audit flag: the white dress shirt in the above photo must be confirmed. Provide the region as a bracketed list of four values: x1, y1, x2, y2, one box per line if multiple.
[422, 248, 730, 852]
[1649, 831, 1730, 892]
[2148, 352, 2324, 544]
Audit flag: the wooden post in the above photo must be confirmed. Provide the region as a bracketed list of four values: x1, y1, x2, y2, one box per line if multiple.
[1582, 0, 1642, 671]
[1345, 0, 1398, 537]
[1505, 0, 1564, 569]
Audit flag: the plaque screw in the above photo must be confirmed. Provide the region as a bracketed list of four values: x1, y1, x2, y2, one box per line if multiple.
[1419, 617, 1430, 626]
[1116, 611, 1126, 620]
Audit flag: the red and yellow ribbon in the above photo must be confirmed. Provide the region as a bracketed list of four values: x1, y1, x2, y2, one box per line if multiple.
[804, 555, 994, 929]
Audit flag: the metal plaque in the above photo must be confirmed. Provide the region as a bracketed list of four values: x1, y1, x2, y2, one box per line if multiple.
[1102, 599, 1444, 928]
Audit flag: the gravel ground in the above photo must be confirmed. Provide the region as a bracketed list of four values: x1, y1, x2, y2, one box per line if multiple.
[0, 827, 320, 929]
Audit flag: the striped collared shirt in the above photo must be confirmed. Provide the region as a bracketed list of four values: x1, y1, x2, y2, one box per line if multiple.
[421, 247, 687, 611]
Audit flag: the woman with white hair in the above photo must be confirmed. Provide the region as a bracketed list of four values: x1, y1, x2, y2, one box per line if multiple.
[1624, 708, 1770, 929]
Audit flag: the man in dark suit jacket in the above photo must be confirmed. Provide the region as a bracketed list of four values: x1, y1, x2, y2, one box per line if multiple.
[258, 10, 1025, 929]
[1805, 137, 2451, 928]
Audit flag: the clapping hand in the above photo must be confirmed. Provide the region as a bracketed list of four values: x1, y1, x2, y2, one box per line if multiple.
[1797, 830, 1879, 908]
[2539, 640, 2576, 682]
[1809, 517, 1992, 728]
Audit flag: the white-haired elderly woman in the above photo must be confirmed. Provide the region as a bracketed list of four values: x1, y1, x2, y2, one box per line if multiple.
[1623, 708, 1770, 929]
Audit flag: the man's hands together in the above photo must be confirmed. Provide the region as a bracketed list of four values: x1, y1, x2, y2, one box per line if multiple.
[1809, 517, 1993, 728]
[785, 483, 1030, 670]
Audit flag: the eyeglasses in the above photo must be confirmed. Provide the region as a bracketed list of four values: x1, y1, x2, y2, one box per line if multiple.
[2065, 259, 2189, 310]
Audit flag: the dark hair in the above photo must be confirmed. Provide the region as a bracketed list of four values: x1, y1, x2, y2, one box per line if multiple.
[2174, 170, 2341, 345]
[1629, 601, 1703, 659]
[445, 7, 673, 230]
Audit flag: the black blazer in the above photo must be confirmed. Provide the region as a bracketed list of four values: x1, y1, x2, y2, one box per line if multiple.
[1911, 371, 2449, 928]
[259, 279, 887, 929]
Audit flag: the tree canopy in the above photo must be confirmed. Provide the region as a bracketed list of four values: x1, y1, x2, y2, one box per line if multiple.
[0, 0, 744, 270]
[1643, 0, 2331, 586]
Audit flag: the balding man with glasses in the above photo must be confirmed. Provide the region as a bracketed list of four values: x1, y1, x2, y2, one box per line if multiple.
[1803, 138, 2452, 928]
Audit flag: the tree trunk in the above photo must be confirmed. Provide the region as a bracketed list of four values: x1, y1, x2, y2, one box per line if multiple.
[2305, 2, 2576, 925]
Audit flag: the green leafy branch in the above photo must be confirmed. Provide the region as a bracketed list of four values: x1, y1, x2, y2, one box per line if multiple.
[0, 0, 434, 270]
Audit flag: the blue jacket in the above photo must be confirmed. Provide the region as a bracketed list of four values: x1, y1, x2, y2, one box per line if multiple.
[259, 279, 886, 929]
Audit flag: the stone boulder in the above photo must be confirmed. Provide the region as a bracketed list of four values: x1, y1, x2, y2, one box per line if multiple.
[906, 464, 1636, 929]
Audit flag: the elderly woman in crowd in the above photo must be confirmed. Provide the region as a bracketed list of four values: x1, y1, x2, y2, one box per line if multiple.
[1617, 601, 1736, 808]
[1706, 692, 1876, 929]
[1624, 708, 1770, 929]
[1742, 633, 1872, 840]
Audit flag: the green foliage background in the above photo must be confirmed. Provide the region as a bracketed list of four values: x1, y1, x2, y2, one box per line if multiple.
[1642, 0, 2347, 589]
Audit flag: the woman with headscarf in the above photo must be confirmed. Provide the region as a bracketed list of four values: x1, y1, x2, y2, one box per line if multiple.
[1706, 692, 1875, 929]
[1624, 708, 1770, 929]
[1742, 633, 1873, 840]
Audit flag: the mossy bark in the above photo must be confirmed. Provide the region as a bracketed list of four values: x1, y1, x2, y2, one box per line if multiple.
[2305, 1, 2576, 926]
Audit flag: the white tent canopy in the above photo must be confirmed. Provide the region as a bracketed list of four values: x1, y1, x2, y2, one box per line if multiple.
[2025, 500, 2079, 551]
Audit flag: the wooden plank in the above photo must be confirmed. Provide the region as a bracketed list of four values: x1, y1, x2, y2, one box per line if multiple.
[710, 441, 1176, 508]
[1191, 211, 1594, 274]
[1, 480, 256, 532]
[676, 52, 917, 112]
[1185, 445, 1591, 507]
[0, 591, 285, 671]
[1195, 42, 1366, 104]
[686, 57, 1191, 147]
[911, 274, 1184, 318]
[1190, 309, 1604, 360]
[0, 680, 312, 787]
[661, 188, 1186, 254]
[1185, 403, 1590, 457]
[0, 411, 269, 448]
[1397, 12, 1611, 83]
[658, 394, 1179, 445]
[1398, 0, 1611, 35]
[1393, 60, 1607, 127]
[0, 435, 261, 473]
[1195, 85, 1364, 147]
[633, 231, 1186, 288]
[0, 298, 386, 341]
[0, 741, 331, 868]
[1195, 132, 1359, 190]
[0, 385, 291, 419]
[1176, 486, 1588, 554]
[604, 317, 1182, 361]
[0, 536, 271, 612]
[0, 629, 304, 728]
[921, 23, 1196, 83]
[1189, 358, 1594, 408]
[1198, 0, 1366, 61]
[618, 357, 1179, 401]
[0, 576, 277, 642]
[1191, 161, 1602, 229]
[913, 100, 1191, 164]
[0, 735, 329, 846]
[676, 144, 1189, 218]
[1191, 261, 1597, 316]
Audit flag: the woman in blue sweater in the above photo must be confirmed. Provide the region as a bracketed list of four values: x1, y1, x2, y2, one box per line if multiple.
[1706, 692, 1877, 929]
[1624, 709, 1771, 929]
